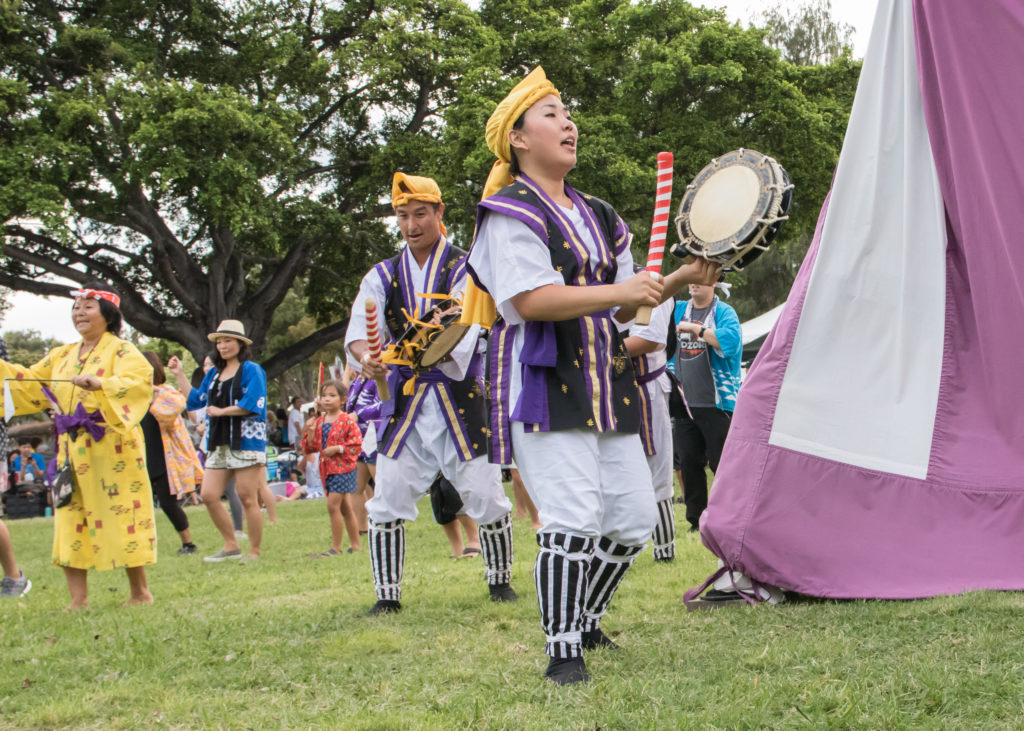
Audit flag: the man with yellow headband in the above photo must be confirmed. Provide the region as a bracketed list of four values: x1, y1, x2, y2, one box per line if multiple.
[466, 67, 720, 684]
[345, 172, 516, 615]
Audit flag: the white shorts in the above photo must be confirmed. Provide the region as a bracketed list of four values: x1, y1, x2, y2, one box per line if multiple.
[205, 446, 267, 470]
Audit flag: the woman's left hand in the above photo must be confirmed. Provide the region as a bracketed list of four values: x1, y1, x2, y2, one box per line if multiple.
[71, 374, 102, 391]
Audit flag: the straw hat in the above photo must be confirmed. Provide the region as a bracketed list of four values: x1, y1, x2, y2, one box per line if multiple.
[207, 319, 252, 345]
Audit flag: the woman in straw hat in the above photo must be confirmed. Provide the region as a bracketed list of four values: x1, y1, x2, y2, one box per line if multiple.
[168, 320, 268, 562]
[464, 68, 719, 684]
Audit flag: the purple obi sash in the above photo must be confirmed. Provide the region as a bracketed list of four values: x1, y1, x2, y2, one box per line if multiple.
[636, 364, 667, 387]
[54, 403, 107, 442]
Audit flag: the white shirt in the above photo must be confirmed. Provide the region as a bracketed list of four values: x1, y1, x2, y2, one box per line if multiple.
[287, 408, 304, 446]
[628, 298, 674, 393]
[467, 200, 635, 413]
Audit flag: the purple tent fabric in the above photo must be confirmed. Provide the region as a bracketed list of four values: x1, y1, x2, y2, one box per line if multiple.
[699, 0, 1024, 599]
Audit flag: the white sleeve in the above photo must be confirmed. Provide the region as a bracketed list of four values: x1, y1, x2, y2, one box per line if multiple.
[629, 297, 672, 351]
[345, 269, 388, 372]
[467, 213, 564, 326]
[435, 267, 483, 381]
[615, 236, 638, 285]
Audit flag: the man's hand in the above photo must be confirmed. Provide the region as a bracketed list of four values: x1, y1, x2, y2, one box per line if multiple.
[360, 351, 388, 381]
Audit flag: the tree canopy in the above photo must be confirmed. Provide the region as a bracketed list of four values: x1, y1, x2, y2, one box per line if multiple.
[1, 0, 860, 374]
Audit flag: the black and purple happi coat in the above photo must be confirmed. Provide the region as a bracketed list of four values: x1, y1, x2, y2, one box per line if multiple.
[470, 176, 642, 465]
[373, 237, 490, 462]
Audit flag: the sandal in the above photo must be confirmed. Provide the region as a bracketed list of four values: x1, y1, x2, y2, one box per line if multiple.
[311, 548, 341, 558]
[462, 547, 481, 557]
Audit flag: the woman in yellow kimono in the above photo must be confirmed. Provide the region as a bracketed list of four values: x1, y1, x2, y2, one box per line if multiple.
[0, 282, 155, 610]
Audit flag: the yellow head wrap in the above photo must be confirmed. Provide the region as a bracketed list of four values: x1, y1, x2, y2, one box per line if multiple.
[391, 172, 446, 235]
[460, 68, 561, 329]
[482, 66, 561, 200]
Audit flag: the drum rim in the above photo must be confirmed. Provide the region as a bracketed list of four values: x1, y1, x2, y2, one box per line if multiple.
[675, 148, 781, 257]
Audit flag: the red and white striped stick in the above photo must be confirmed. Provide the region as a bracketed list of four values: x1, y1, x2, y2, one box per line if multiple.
[635, 151, 674, 326]
[364, 300, 391, 402]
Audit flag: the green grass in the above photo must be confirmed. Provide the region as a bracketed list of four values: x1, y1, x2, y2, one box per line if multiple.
[2, 492, 1024, 729]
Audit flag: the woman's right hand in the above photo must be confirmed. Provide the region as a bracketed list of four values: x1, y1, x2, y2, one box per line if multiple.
[617, 271, 664, 309]
[167, 356, 185, 378]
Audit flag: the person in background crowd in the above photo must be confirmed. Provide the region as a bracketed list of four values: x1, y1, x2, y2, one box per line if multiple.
[9, 438, 46, 485]
[345, 366, 381, 534]
[0, 334, 31, 598]
[169, 319, 268, 563]
[287, 396, 305, 448]
[624, 295, 678, 561]
[141, 351, 202, 555]
[297, 410, 325, 500]
[671, 278, 742, 532]
[304, 380, 363, 556]
[0, 520, 30, 598]
[508, 464, 541, 531]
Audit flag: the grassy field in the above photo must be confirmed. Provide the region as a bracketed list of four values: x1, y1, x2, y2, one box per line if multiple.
[2, 492, 1024, 730]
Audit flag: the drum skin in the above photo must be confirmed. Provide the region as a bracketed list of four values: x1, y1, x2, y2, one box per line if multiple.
[672, 149, 793, 271]
[387, 298, 470, 373]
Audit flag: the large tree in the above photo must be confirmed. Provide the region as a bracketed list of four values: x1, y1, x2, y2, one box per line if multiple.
[0, 0, 497, 377]
[441, 0, 860, 319]
[2, 0, 858, 369]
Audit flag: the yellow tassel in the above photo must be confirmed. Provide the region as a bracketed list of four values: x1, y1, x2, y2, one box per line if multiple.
[403, 376, 417, 395]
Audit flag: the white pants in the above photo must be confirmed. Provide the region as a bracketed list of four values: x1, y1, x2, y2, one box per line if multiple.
[367, 394, 510, 525]
[644, 375, 675, 503]
[512, 423, 656, 546]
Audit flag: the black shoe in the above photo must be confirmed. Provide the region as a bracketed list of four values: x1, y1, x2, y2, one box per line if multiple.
[177, 543, 197, 555]
[545, 656, 589, 685]
[688, 525, 699, 533]
[673, 497, 685, 504]
[489, 583, 518, 602]
[581, 627, 620, 651]
[365, 599, 402, 616]
[653, 554, 675, 563]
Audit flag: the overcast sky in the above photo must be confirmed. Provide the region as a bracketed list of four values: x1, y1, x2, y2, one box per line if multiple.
[716, 0, 879, 56]
[2, 0, 881, 344]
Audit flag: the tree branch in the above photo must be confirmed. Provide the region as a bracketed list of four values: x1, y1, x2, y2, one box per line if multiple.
[258, 317, 350, 379]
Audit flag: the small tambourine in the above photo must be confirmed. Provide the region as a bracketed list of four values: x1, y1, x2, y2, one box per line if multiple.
[671, 148, 793, 271]
[383, 297, 471, 375]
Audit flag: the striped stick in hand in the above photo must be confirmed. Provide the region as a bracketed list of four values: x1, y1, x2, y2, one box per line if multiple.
[364, 300, 391, 402]
[635, 151, 674, 326]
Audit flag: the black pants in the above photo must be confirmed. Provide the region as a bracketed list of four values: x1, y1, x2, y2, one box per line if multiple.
[151, 471, 190, 534]
[673, 406, 732, 529]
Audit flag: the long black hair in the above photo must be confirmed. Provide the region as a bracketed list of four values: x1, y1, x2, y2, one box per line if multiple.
[74, 280, 123, 336]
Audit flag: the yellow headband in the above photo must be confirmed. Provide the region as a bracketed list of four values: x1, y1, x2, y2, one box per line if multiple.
[391, 172, 446, 235]
[481, 66, 561, 200]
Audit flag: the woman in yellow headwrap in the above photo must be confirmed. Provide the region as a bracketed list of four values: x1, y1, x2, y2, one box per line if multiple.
[465, 67, 719, 685]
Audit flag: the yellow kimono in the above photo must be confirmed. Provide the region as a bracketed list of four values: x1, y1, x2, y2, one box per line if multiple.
[0, 332, 156, 570]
